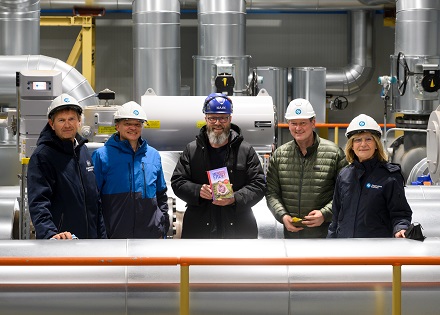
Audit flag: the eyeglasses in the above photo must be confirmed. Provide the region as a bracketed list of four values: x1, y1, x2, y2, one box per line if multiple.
[206, 116, 230, 124]
[353, 136, 374, 144]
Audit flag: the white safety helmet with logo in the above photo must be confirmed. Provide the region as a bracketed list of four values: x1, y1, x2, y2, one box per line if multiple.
[345, 114, 382, 139]
[114, 101, 147, 122]
[47, 93, 82, 119]
[285, 98, 316, 120]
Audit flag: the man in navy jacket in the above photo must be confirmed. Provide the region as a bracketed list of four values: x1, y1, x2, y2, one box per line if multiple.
[27, 93, 107, 239]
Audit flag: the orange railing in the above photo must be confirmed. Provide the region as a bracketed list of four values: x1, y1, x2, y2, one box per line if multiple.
[1, 255, 440, 315]
[278, 123, 397, 145]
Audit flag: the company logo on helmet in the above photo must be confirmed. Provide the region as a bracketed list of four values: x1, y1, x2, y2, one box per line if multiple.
[359, 121, 366, 127]
[64, 97, 70, 103]
[295, 109, 302, 115]
[133, 110, 139, 116]
[216, 106, 226, 110]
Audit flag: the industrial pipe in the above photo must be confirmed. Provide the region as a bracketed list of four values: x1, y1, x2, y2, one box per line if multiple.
[0, 238, 439, 315]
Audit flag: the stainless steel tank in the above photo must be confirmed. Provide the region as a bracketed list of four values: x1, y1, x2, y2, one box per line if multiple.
[140, 92, 275, 152]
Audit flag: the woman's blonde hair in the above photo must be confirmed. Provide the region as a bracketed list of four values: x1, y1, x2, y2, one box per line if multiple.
[344, 132, 388, 163]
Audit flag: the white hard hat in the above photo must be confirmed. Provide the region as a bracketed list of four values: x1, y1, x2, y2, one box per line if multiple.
[285, 98, 316, 120]
[47, 93, 82, 118]
[114, 101, 147, 122]
[345, 114, 382, 139]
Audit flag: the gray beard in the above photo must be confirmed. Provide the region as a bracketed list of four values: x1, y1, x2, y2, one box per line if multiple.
[207, 128, 230, 146]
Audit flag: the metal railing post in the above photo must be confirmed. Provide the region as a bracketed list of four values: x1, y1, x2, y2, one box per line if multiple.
[392, 265, 402, 315]
[180, 264, 190, 315]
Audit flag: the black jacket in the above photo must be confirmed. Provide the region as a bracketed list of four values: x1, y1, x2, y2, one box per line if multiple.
[27, 123, 107, 239]
[171, 124, 266, 238]
[328, 158, 412, 238]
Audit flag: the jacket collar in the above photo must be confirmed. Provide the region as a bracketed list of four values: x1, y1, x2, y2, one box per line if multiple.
[293, 131, 319, 157]
[105, 133, 147, 154]
[36, 122, 87, 155]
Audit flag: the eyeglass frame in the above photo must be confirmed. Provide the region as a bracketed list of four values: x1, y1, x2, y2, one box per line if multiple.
[205, 115, 231, 124]
[352, 136, 375, 145]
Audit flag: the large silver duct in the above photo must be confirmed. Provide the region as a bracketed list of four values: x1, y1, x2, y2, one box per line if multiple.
[38, 1, 377, 98]
[391, 0, 440, 115]
[0, 0, 39, 55]
[194, 0, 250, 95]
[326, 10, 374, 95]
[387, 0, 440, 181]
[0, 55, 98, 106]
[132, 0, 181, 101]
[0, 238, 440, 315]
[39, 0, 393, 11]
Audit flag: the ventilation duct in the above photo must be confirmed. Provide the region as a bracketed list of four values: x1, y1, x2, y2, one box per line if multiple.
[132, 0, 181, 100]
[193, 0, 250, 95]
[0, 55, 97, 106]
[326, 10, 374, 95]
[0, 0, 39, 55]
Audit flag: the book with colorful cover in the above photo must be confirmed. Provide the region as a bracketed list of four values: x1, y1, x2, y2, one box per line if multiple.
[207, 167, 234, 200]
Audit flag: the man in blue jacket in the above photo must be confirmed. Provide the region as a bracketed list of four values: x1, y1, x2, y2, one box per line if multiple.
[28, 93, 107, 239]
[92, 101, 170, 238]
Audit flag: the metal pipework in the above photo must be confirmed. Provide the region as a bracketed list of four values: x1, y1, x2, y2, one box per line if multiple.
[0, 0, 39, 55]
[38, 0, 392, 11]
[132, 0, 181, 101]
[0, 238, 440, 315]
[194, 0, 250, 95]
[325, 10, 374, 95]
[390, 0, 440, 115]
[0, 55, 98, 106]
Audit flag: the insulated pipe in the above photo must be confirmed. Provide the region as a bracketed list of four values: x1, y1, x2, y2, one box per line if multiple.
[132, 0, 181, 101]
[0, 0, 39, 55]
[198, 0, 246, 57]
[0, 238, 440, 315]
[0, 55, 98, 106]
[395, 0, 440, 55]
[39, 0, 392, 11]
[38, 1, 375, 97]
[325, 10, 374, 95]
[194, 0, 250, 95]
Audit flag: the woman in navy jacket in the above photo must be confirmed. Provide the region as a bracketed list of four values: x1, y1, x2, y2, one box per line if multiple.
[328, 114, 412, 238]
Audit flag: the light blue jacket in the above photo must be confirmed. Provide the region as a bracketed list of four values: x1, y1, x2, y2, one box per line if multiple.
[92, 133, 169, 238]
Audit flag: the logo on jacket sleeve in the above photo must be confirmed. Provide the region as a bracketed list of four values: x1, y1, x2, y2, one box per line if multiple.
[366, 182, 382, 189]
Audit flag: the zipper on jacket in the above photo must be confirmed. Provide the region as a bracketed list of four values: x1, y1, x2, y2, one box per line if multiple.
[74, 148, 89, 238]
[57, 213, 64, 232]
[299, 156, 306, 216]
[142, 162, 147, 198]
[128, 162, 133, 197]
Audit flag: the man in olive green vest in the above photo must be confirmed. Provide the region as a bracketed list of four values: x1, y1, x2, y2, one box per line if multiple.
[266, 98, 348, 238]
